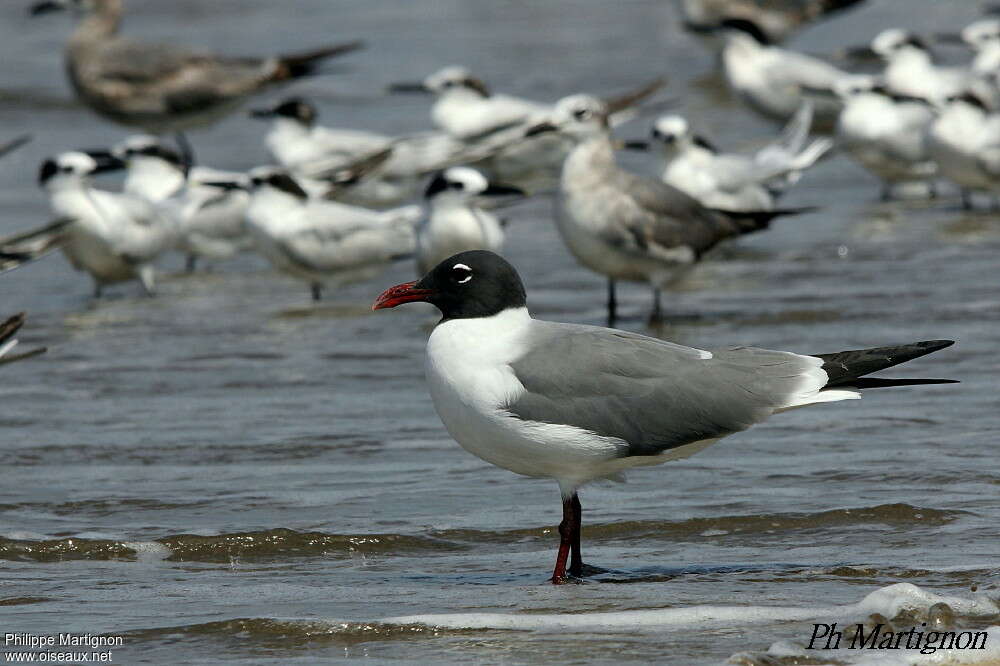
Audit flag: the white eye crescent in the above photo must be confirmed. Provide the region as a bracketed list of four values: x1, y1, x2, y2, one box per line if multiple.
[452, 263, 472, 283]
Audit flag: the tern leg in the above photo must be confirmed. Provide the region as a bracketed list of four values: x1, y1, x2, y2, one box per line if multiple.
[311, 283, 323, 302]
[174, 132, 196, 168]
[185, 254, 198, 273]
[606, 279, 617, 327]
[92, 281, 103, 299]
[649, 288, 663, 324]
[880, 182, 893, 202]
[961, 189, 974, 210]
[551, 493, 578, 584]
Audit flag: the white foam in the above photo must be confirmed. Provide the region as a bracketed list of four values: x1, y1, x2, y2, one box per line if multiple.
[380, 584, 1000, 646]
[122, 541, 173, 561]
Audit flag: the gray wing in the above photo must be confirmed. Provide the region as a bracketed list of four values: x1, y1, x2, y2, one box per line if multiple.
[0, 218, 72, 274]
[74, 38, 270, 116]
[612, 170, 741, 257]
[507, 321, 820, 457]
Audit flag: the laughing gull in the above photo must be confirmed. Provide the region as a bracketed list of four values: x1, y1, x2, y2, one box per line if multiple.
[679, 0, 867, 45]
[717, 19, 852, 126]
[527, 94, 812, 324]
[833, 76, 938, 201]
[113, 135, 251, 270]
[416, 168, 523, 275]
[39, 150, 177, 296]
[0, 314, 46, 367]
[29, 0, 363, 134]
[926, 92, 1000, 209]
[373, 250, 956, 583]
[243, 167, 419, 301]
[627, 106, 831, 211]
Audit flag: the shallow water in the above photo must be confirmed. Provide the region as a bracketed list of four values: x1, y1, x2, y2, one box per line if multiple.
[1, 0, 999, 664]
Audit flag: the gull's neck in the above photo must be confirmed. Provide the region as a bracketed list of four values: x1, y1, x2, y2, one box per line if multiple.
[72, 0, 122, 44]
[562, 133, 616, 193]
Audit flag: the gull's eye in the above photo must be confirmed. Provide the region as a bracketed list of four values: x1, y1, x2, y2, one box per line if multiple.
[572, 108, 592, 121]
[449, 180, 464, 190]
[451, 263, 473, 284]
[442, 80, 455, 88]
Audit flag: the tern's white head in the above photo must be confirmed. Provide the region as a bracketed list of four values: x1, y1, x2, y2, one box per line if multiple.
[113, 135, 185, 169]
[871, 28, 930, 61]
[423, 66, 491, 97]
[37, 150, 122, 190]
[719, 18, 772, 46]
[424, 167, 524, 205]
[112, 135, 187, 200]
[250, 97, 317, 127]
[962, 19, 1000, 52]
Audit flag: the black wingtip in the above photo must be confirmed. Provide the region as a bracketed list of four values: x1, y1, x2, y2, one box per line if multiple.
[851, 377, 959, 389]
[278, 40, 366, 79]
[819, 340, 957, 388]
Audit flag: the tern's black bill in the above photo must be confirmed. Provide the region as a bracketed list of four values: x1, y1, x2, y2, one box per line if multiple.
[524, 122, 557, 137]
[29, 0, 65, 16]
[387, 82, 430, 94]
[481, 183, 525, 197]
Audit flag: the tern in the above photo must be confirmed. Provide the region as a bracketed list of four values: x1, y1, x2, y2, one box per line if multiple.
[868, 28, 988, 106]
[38, 150, 177, 296]
[242, 167, 420, 301]
[926, 92, 1000, 209]
[416, 168, 523, 275]
[627, 105, 831, 210]
[373, 250, 957, 583]
[113, 135, 251, 270]
[717, 19, 852, 125]
[527, 94, 812, 324]
[0, 314, 47, 367]
[833, 76, 938, 200]
[962, 19, 1000, 76]
[390, 67, 666, 191]
[250, 97, 391, 175]
[29, 0, 363, 135]
[679, 0, 868, 45]
[251, 96, 506, 207]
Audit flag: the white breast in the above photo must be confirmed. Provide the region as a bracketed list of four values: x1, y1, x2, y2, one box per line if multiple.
[424, 308, 631, 488]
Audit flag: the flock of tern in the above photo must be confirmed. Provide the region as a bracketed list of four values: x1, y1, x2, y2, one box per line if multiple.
[2, 0, 999, 355]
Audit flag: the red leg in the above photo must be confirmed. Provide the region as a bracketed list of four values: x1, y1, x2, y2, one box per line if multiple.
[550, 494, 576, 584]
